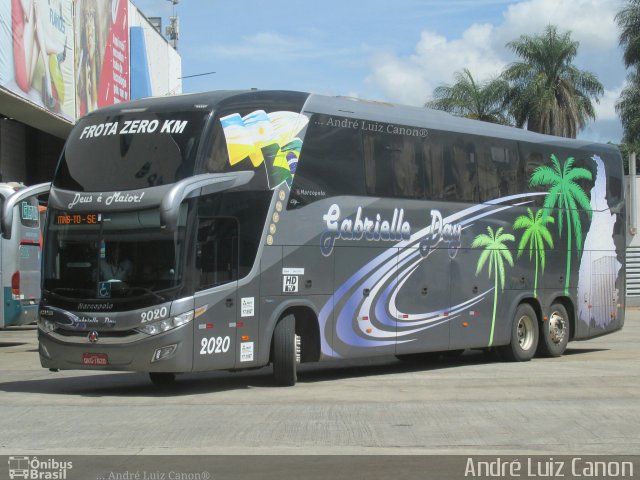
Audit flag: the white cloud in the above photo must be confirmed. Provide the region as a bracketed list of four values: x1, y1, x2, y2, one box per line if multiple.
[368, 25, 506, 106]
[367, 0, 624, 141]
[597, 84, 624, 121]
[497, 0, 622, 52]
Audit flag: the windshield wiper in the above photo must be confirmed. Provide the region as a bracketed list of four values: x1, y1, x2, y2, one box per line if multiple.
[48, 287, 97, 298]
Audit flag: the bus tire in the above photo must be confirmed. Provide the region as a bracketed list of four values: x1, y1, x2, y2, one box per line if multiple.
[273, 315, 297, 386]
[499, 303, 539, 362]
[149, 372, 176, 385]
[538, 303, 570, 357]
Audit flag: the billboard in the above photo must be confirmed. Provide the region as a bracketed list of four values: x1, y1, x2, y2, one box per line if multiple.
[0, 0, 75, 121]
[74, 0, 129, 118]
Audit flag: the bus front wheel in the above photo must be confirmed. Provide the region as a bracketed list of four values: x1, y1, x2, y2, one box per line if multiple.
[537, 303, 570, 357]
[499, 303, 539, 362]
[272, 315, 297, 386]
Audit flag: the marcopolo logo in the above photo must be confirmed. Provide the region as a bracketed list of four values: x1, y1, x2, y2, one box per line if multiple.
[8, 456, 73, 479]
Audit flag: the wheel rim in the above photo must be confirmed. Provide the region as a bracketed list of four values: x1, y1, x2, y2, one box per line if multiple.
[548, 310, 567, 345]
[517, 314, 535, 351]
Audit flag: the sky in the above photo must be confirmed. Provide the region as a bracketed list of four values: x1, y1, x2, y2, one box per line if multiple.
[132, 0, 628, 144]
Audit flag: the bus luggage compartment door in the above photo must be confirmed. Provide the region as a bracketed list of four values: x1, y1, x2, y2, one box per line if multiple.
[395, 244, 451, 355]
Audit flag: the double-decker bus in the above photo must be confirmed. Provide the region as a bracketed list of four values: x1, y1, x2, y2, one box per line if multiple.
[0, 182, 50, 328]
[38, 90, 625, 385]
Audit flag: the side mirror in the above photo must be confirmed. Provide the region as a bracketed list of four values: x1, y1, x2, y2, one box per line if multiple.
[1, 182, 51, 239]
[159, 171, 254, 231]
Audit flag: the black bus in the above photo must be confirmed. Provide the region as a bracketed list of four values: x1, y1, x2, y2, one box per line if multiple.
[38, 90, 625, 385]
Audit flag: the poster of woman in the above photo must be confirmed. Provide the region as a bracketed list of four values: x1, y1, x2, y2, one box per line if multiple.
[74, 0, 129, 118]
[0, 0, 75, 120]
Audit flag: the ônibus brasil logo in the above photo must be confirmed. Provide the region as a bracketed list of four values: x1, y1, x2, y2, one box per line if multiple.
[8, 456, 73, 480]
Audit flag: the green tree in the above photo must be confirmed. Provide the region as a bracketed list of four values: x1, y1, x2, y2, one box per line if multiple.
[616, 0, 640, 68]
[612, 139, 640, 173]
[503, 25, 603, 138]
[616, 70, 640, 145]
[425, 68, 511, 125]
[472, 226, 515, 347]
[616, 71, 640, 146]
[615, 1, 640, 145]
[513, 208, 554, 298]
[530, 154, 592, 295]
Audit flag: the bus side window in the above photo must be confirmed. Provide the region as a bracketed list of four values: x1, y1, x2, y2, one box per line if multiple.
[449, 141, 477, 202]
[364, 133, 424, 199]
[434, 133, 477, 203]
[363, 133, 390, 197]
[423, 132, 477, 203]
[289, 114, 365, 208]
[203, 122, 229, 174]
[393, 137, 423, 198]
[521, 144, 545, 206]
[478, 138, 520, 202]
[423, 138, 445, 200]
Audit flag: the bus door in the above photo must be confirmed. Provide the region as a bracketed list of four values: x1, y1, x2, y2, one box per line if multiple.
[16, 199, 42, 304]
[193, 217, 239, 370]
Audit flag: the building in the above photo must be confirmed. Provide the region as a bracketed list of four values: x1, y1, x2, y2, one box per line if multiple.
[0, 0, 181, 185]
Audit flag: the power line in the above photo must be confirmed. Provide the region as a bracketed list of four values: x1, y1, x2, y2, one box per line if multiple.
[179, 71, 216, 79]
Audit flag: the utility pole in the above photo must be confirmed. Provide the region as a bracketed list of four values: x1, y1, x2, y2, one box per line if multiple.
[165, 0, 179, 50]
[631, 152, 637, 235]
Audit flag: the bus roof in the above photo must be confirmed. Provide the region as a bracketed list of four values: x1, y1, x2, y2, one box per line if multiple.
[302, 94, 617, 155]
[86, 89, 619, 156]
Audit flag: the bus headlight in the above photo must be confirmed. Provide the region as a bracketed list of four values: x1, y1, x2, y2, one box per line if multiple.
[136, 311, 194, 335]
[39, 318, 57, 334]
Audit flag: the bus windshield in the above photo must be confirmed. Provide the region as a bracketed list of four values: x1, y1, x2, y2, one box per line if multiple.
[43, 207, 188, 308]
[54, 111, 210, 191]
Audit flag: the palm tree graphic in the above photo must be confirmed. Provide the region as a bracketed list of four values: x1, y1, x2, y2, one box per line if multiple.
[513, 208, 554, 298]
[472, 226, 515, 346]
[530, 154, 592, 295]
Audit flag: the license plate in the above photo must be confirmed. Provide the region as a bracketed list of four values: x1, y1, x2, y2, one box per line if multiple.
[82, 353, 109, 366]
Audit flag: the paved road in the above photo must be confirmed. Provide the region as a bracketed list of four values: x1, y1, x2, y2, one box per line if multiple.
[0, 310, 639, 455]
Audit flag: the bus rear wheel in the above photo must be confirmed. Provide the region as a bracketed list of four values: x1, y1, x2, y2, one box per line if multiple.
[272, 315, 297, 386]
[499, 303, 539, 362]
[149, 372, 176, 385]
[538, 303, 570, 357]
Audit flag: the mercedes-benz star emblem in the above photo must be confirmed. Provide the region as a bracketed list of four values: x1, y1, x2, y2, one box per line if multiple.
[88, 331, 99, 343]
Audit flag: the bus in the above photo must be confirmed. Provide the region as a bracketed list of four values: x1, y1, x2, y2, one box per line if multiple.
[0, 182, 50, 328]
[38, 90, 625, 385]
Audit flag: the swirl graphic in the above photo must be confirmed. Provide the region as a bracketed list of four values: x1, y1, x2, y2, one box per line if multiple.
[318, 192, 546, 357]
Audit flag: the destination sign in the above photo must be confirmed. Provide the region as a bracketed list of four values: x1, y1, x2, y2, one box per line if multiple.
[55, 213, 101, 225]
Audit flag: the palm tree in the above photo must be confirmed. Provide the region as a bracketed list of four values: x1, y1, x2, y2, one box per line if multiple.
[472, 226, 515, 347]
[426, 68, 512, 125]
[616, 0, 640, 68]
[616, 2, 640, 144]
[616, 70, 640, 145]
[502, 25, 603, 138]
[530, 154, 592, 295]
[513, 208, 554, 298]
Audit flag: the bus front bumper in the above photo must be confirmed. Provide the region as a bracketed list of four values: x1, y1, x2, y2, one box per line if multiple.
[38, 324, 194, 373]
